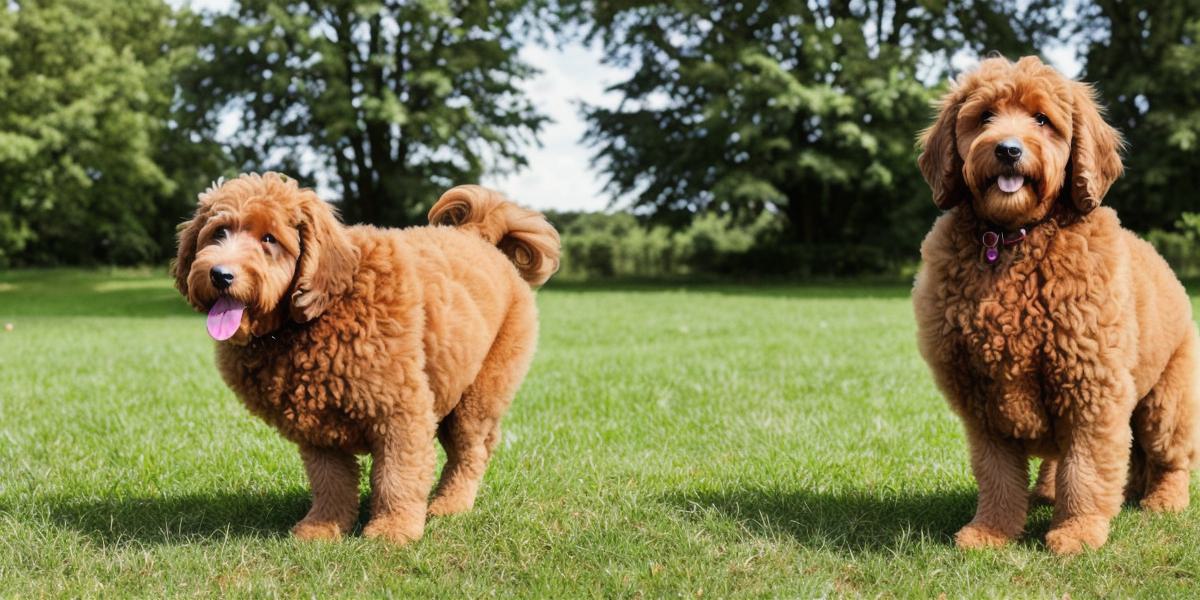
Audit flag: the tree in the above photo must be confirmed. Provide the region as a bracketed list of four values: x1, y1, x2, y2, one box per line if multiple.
[1077, 1, 1200, 233]
[0, 0, 198, 265]
[577, 0, 1060, 254]
[182, 0, 552, 226]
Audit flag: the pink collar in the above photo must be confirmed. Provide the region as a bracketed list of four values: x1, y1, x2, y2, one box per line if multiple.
[981, 228, 1027, 264]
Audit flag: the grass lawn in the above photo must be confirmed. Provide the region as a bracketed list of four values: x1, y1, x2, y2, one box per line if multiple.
[3, 269, 1200, 597]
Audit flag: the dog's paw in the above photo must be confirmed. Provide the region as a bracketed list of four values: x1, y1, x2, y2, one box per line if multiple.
[1141, 491, 1189, 513]
[954, 523, 1013, 549]
[1045, 517, 1109, 555]
[1141, 470, 1190, 513]
[292, 519, 347, 541]
[1031, 482, 1056, 506]
[1030, 491, 1055, 506]
[363, 515, 425, 545]
[427, 494, 475, 517]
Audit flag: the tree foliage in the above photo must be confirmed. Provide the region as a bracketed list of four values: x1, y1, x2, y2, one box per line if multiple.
[577, 0, 1061, 253]
[1, 0, 1196, 274]
[0, 0, 202, 265]
[1078, 0, 1200, 233]
[182, 0, 551, 226]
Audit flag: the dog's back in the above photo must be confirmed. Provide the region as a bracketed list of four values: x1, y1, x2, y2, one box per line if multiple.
[355, 186, 560, 420]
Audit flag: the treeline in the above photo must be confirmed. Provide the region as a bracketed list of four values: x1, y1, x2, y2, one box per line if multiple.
[2, 1, 1200, 276]
[550, 211, 896, 278]
[552, 210, 1200, 280]
[1148, 214, 1200, 280]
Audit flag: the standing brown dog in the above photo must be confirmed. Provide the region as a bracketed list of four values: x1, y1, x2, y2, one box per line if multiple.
[913, 56, 1200, 554]
[174, 173, 559, 544]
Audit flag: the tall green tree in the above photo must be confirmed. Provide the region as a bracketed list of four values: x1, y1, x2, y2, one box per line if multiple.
[1077, 0, 1200, 233]
[577, 0, 1060, 251]
[0, 0, 199, 265]
[183, 0, 551, 226]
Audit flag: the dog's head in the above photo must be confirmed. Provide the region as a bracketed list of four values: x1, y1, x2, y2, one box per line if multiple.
[918, 56, 1124, 227]
[172, 172, 358, 344]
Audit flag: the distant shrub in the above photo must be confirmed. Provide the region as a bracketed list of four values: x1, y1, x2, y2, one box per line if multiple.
[1147, 212, 1200, 278]
[554, 212, 674, 278]
[546, 210, 900, 279]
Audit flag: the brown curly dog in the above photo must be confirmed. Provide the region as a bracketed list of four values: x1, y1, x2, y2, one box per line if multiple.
[914, 56, 1200, 554]
[173, 173, 559, 544]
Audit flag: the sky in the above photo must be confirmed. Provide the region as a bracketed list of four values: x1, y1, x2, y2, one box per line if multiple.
[173, 0, 1083, 213]
[478, 41, 627, 213]
[498, 42, 1081, 214]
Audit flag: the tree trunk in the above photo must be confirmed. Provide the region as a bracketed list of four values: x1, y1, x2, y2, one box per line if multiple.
[782, 186, 815, 244]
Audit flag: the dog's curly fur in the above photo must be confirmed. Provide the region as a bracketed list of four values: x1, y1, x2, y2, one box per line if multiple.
[914, 56, 1200, 554]
[173, 173, 559, 544]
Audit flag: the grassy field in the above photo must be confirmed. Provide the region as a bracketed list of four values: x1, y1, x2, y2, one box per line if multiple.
[2, 269, 1200, 597]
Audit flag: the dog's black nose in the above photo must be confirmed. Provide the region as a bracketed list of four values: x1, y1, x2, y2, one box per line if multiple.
[210, 265, 235, 290]
[995, 138, 1023, 163]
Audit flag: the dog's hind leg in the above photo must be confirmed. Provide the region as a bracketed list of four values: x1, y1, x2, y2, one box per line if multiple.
[429, 300, 537, 517]
[428, 412, 500, 517]
[1125, 442, 1148, 503]
[1032, 458, 1057, 505]
[1135, 330, 1199, 513]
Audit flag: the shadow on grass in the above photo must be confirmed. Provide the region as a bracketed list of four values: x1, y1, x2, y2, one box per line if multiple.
[43, 489, 313, 545]
[662, 486, 979, 554]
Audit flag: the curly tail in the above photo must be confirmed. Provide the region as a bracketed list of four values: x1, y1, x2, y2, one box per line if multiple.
[428, 185, 561, 287]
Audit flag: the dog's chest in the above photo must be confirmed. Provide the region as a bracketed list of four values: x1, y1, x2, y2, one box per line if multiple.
[217, 334, 373, 452]
[944, 262, 1055, 439]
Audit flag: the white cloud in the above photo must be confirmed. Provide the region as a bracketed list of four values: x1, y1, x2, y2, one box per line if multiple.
[481, 41, 630, 213]
[1043, 44, 1083, 79]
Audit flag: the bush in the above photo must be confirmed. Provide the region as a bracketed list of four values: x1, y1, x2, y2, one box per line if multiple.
[1147, 212, 1200, 278]
[547, 210, 900, 280]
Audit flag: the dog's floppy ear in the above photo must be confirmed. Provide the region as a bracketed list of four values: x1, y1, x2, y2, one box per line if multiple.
[918, 87, 968, 210]
[1068, 81, 1124, 213]
[289, 186, 359, 323]
[171, 182, 219, 297]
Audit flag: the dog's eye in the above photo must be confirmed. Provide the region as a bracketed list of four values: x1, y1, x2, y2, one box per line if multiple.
[1034, 113, 1050, 126]
[213, 227, 229, 241]
[980, 111, 994, 124]
[262, 233, 277, 244]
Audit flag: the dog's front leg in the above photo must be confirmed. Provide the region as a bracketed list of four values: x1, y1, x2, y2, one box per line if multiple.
[363, 398, 438, 545]
[956, 426, 1030, 549]
[1045, 400, 1133, 555]
[293, 445, 361, 540]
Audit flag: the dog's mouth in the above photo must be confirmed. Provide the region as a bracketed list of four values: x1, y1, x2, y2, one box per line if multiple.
[996, 174, 1025, 193]
[987, 171, 1038, 195]
[207, 295, 247, 341]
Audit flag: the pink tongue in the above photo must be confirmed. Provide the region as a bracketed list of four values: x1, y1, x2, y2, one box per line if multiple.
[206, 296, 246, 341]
[998, 175, 1025, 193]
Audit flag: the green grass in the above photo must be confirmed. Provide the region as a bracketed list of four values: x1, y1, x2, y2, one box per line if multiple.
[2, 269, 1200, 597]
